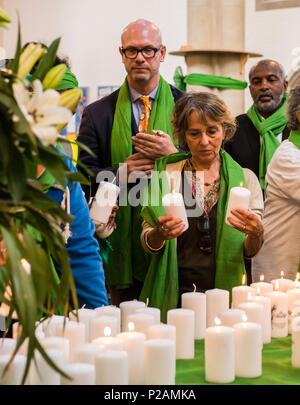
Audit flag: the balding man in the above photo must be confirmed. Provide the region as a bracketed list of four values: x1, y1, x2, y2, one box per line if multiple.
[225, 59, 289, 192]
[77, 19, 183, 305]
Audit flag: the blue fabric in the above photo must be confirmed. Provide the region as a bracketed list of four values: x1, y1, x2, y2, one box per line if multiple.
[47, 157, 108, 309]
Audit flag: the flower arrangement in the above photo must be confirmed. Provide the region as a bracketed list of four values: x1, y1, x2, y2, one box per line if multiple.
[0, 8, 88, 383]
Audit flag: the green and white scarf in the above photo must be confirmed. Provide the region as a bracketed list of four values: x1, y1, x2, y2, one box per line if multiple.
[106, 76, 176, 288]
[140, 151, 247, 322]
[247, 93, 288, 191]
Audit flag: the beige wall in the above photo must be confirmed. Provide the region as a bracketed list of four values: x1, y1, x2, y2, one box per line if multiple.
[3, 0, 187, 102]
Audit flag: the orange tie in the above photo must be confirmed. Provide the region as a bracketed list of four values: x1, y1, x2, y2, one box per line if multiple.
[138, 96, 151, 133]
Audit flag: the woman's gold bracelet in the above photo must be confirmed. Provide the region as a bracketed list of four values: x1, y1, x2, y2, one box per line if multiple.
[144, 230, 165, 252]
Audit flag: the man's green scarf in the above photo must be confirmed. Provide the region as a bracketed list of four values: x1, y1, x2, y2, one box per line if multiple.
[247, 93, 288, 191]
[107, 77, 176, 288]
[140, 151, 247, 322]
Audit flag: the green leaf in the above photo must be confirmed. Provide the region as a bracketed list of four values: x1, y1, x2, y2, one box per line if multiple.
[29, 38, 61, 82]
[11, 16, 21, 75]
[7, 143, 26, 203]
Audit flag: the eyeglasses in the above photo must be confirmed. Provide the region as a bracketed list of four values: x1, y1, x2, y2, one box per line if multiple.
[196, 215, 212, 254]
[121, 46, 162, 59]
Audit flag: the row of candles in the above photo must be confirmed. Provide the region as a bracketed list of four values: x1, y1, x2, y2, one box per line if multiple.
[1, 271, 300, 385]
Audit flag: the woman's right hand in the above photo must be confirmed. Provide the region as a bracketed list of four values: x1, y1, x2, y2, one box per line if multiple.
[155, 214, 185, 240]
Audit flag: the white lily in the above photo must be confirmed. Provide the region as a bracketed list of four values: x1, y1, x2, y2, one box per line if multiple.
[13, 79, 72, 146]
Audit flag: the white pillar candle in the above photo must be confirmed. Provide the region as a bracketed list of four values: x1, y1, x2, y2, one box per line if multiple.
[291, 316, 300, 367]
[251, 276, 273, 296]
[225, 185, 250, 226]
[95, 351, 128, 385]
[266, 290, 288, 338]
[89, 181, 120, 226]
[238, 302, 264, 344]
[291, 301, 300, 326]
[162, 191, 189, 231]
[271, 272, 295, 292]
[60, 363, 95, 385]
[232, 276, 256, 309]
[233, 322, 262, 378]
[0, 354, 26, 385]
[144, 339, 176, 385]
[135, 307, 161, 325]
[56, 321, 86, 362]
[69, 308, 97, 342]
[287, 289, 300, 334]
[29, 349, 64, 385]
[43, 315, 69, 338]
[73, 343, 106, 365]
[95, 305, 121, 333]
[116, 326, 146, 385]
[147, 324, 176, 344]
[252, 295, 272, 344]
[205, 288, 229, 327]
[181, 291, 206, 339]
[39, 336, 70, 363]
[0, 338, 16, 355]
[167, 308, 194, 359]
[218, 309, 246, 327]
[92, 336, 123, 351]
[90, 315, 118, 341]
[126, 313, 155, 334]
[119, 300, 146, 332]
[205, 319, 235, 383]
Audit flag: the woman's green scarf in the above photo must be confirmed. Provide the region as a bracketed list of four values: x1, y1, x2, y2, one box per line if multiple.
[140, 151, 247, 322]
[247, 94, 288, 191]
[288, 129, 300, 149]
[107, 77, 176, 288]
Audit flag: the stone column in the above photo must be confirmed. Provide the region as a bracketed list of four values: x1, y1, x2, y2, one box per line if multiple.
[170, 0, 262, 116]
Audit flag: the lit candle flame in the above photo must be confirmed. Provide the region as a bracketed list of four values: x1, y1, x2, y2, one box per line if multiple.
[242, 314, 248, 322]
[146, 298, 149, 308]
[297, 273, 300, 281]
[275, 280, 279, 291]
[257, 286, 261, 296]
[240, 182, 243, 187]
[104, 326, 111, 337]
[259, 274, 264, 282]
[128, 321, 135, 332]
[280, 271, 284, 279]
[20, 258, 31, 274]
[242, 274, 246, 286]
[295, 277, 300, 289]
[214, 317, 221, 326]
[193, 283, 197, 293]
[248, 292, 252, 302]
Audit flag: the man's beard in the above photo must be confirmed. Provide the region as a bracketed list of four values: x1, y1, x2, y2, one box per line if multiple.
[255, 91, 285, 115]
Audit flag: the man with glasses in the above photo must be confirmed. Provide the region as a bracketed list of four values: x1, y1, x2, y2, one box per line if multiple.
[77, 19, 183, 305]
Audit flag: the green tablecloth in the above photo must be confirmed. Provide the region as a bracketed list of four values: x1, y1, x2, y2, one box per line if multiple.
[176, 336, 300, 385]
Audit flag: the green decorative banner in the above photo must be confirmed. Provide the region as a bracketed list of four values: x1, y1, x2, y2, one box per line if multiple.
[174, 66, 248, 92]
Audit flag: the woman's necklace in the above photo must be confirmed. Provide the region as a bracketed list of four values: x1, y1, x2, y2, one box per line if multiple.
[187, 158, 220, 187]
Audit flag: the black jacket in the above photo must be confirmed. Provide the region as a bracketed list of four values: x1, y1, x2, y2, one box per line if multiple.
[225, 113, 290, 179]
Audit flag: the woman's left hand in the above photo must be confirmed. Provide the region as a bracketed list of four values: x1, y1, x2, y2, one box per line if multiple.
[227, 208, 264, 238]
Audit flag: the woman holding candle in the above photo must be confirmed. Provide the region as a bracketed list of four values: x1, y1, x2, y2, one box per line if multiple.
[140, 92, 264, 321]
[252, 86, 300, 283]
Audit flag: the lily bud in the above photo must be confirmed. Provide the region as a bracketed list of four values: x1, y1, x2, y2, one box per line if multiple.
[17, 43, 45, 79]
[0, 8, 11, 28]
[43, 64, 67, 90]
[58, 88, 82, 111]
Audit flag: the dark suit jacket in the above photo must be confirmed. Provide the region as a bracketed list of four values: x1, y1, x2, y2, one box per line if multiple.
[225, 114, 290, 179]
[77, 84, 183, 200]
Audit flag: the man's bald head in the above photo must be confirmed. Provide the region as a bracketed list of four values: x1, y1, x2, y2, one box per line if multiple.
[121, 19, 162, 47]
